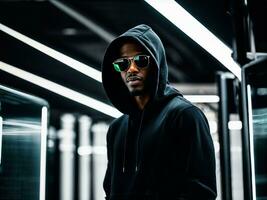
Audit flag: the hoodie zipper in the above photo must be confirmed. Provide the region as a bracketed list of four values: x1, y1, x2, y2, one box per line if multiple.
[135, 110, 145, 172]
[122, 110, 145, 173]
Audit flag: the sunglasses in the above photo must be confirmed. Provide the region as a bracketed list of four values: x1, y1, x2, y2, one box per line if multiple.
[112, 55, 150, 72]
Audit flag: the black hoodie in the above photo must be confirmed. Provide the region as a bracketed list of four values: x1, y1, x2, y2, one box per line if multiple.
[102, 24, 217, 200]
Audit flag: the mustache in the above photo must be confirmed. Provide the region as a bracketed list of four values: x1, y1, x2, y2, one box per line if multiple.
[126, 74, 143, 82]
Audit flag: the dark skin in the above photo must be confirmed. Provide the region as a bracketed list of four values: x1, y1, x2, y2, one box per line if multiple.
[119, 41, 151, 110]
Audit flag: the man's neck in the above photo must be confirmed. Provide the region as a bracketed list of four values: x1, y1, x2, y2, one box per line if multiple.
[134, 95, 150, 110]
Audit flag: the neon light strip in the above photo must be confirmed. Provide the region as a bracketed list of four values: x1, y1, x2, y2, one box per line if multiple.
[40, 107, 48, 200]
[0, 117, 2, 165]
[184, 95, 219, 103]
[247, 85, 257, 200]
[0, 23, 102, 82]
[145, 0, 241, 80]
[0, 61, 122, 118]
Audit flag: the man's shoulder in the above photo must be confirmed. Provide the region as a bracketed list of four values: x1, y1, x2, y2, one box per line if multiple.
[108, 114, 128, 130]
[106, 114, 128, 142]
[165, 96, 206, 118]
[166, 95, 194, 112]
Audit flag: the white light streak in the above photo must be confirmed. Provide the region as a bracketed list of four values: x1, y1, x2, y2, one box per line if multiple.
[40, 107, 48, 200]
[184, 95, 220, 103]
[0, 117, 2, 165]
[2, 131, 41, 135]
[0, 61, 122, 118]
[3, 120, 41, 130]
[0, 23, 102, 82]
[145, 0, 241, 80]
[247, 85, 257, 200]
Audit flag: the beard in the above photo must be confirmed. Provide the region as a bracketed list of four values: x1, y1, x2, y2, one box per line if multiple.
[125, 65, 156, 97]
[129, 88, 146, 96]
[128, 77, 153, 97]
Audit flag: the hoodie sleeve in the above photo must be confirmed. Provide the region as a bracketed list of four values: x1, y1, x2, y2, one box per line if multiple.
[176, 106, 217, 200]
[103, 126, 113, 200]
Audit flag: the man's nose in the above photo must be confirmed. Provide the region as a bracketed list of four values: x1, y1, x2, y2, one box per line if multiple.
[127, 60, 139, 73]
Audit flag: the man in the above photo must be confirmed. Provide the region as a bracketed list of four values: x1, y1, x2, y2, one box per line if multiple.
[102, 24, 217, 200]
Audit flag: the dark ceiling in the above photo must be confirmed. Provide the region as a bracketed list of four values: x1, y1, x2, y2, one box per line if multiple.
[0, 0, 266, 124]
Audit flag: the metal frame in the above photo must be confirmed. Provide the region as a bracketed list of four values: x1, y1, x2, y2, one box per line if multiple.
[217, 71, 236, 200]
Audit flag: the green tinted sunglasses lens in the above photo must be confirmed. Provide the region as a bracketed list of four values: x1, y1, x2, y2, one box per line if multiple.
[112, 55, 149, 72]
[134, 55, 149, 68]
[113, 63, 121, 72]
[113, 59, 129, 72]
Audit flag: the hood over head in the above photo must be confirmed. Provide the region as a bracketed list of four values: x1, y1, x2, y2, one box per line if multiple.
[102, 24, 181, 114]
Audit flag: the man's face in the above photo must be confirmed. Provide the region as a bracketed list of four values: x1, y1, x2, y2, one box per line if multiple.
[118, 42, 151, 96]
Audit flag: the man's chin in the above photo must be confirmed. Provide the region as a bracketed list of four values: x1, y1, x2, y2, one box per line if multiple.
[129, 89, 144, 96]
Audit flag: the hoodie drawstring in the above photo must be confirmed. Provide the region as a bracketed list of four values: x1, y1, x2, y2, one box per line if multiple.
[135, 110, 144, 172]
[122, 133, 127, 173]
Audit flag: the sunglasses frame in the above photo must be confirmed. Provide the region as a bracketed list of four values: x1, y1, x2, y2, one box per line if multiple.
[112, 54, 150, 72]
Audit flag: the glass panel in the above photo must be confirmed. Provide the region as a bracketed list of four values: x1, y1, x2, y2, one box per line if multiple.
[243, 58, 267, 200]
[0, 85, 48, 200]
[250, 87, 267, 199]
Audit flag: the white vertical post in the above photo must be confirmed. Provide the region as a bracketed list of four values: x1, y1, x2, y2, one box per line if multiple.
[58, 114, 76, 200]
[247, 85, 256, 200]
[40, 107, 48, 200]
[78, 115, 92, 200]
[91, 122, 109, 200]
[0, 116, 3, 165]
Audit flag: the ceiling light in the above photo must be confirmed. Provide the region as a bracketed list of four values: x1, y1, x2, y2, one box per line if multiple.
[0, 23, 102, 82]
[145, 0, 241, 80]
[0, 61, 122, 118]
